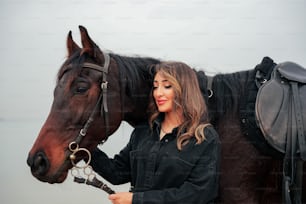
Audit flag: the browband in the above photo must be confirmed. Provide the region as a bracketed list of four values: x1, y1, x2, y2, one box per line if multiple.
[83, 52, 110, 73]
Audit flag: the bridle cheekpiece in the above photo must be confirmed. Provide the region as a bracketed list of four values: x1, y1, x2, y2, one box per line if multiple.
[67, 52, 115, 194]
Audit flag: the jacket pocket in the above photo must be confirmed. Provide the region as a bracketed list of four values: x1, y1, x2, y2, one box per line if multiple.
[154, 156, 195, 187]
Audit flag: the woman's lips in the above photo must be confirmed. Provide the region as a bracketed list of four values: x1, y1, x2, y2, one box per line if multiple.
[157, 100, 166, 105]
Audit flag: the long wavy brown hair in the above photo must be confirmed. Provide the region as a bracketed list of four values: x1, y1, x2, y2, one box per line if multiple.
[148, 61, 210, 150]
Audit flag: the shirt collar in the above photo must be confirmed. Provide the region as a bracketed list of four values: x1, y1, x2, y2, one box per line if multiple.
[152, 113, 179, 140]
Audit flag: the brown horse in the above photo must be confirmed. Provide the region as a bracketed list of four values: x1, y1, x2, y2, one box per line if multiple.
[27, 26, 305, 203]
[27, 26, 160, 183]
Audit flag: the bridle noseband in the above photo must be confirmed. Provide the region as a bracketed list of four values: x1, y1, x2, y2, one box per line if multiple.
[65, 52, 116, 194]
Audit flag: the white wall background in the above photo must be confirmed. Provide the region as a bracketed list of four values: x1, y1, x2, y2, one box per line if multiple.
[0, 0, 305, 203]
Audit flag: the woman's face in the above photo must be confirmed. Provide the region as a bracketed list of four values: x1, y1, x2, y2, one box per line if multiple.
[153, 72, 175, 113]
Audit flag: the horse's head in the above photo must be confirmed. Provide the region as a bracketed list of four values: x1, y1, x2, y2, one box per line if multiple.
[27, 26, 122, 183]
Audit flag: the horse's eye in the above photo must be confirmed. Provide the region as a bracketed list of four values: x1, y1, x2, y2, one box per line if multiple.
[75, 86, 88, 94]
[74, 82, 89, 94]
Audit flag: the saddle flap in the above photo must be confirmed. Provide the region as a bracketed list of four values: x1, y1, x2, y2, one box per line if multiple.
[277, 62, 306, 83]
[255, 79, 289, 152]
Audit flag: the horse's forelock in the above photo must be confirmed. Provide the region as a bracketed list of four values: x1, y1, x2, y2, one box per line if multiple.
[57, 51, 84, 81]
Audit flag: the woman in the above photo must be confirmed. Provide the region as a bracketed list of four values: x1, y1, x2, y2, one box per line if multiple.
[90, 61, 221, 204]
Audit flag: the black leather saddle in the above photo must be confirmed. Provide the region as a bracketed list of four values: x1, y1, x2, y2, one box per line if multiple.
[256, 62, 306, 156]
[256, 61, 306, 203]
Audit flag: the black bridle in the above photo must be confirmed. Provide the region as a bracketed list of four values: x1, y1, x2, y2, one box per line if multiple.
[60, 52, 116, 194]
[71, 52, 111, 146]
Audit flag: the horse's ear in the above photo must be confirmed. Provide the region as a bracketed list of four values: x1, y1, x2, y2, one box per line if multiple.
[67, 31, 80, 57]
[79, 25, 97, 57]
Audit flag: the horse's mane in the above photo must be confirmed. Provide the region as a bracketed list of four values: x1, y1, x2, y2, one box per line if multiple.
[209, 69, 255, 122]
[195, 70, 210, 103]
[110, 54, 160, 101]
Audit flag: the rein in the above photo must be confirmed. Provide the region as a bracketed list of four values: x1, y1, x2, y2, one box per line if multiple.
[65, 52, 115, 194]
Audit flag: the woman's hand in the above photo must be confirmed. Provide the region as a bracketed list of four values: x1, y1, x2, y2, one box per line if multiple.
[108, 192, 133, 204]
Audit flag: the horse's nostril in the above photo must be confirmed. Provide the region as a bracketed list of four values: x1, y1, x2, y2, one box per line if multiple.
[27, 151, 50, 176]
[27, 153, 34, 167]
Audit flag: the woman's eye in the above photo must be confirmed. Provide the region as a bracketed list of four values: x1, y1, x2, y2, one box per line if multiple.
[153, 86, 158, 90]
[165, 85, 172, 89]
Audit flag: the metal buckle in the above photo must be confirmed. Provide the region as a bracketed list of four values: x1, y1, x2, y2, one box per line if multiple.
[101, 81, 108, 90]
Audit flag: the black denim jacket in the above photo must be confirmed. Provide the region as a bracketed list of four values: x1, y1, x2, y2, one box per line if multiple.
[91, 120, 220, 204]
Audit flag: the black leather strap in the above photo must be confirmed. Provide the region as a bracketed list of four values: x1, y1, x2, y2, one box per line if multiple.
[282, 82, 304, 204]
[291, 82, 306, 160]
[283, 95, 293, 204]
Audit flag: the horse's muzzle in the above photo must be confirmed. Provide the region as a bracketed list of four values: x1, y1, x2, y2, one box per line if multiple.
[27, 151, 50, 180]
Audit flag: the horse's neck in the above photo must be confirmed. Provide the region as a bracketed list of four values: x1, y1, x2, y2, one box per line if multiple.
[123, 97, 150, 127]
[121, 84, 152, 127]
